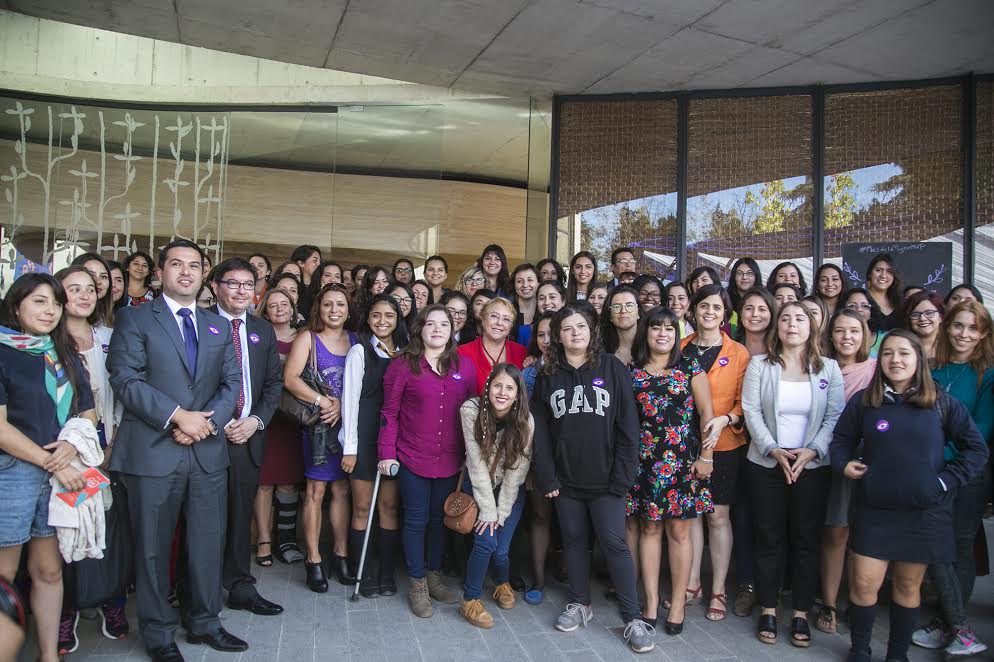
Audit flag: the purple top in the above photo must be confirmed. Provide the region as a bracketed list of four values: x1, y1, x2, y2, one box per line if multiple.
[313, 331, 357, 399]
[377, 355, 475, 478]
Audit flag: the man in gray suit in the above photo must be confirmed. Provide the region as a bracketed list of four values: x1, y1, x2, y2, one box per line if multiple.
[109, 240, 246, 662]
[208, 258, 283, 615]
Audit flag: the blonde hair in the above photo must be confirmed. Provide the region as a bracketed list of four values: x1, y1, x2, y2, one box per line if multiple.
[457, 265, 486, 295]
[481, 296, 516, 320]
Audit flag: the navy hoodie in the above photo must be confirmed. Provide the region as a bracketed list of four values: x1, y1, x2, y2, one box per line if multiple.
[531, 352, 639, 498]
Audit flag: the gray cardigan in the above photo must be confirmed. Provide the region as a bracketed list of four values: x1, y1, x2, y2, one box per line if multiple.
[459, 398, 533, 525]
[742, 354, 845, 469]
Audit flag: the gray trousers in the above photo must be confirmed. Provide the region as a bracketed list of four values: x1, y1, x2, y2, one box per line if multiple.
[125, 447, 227, 650]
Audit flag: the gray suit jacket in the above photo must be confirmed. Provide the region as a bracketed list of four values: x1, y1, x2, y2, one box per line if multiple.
[108, 297, 241, 477]
[742, 354, 845, 470]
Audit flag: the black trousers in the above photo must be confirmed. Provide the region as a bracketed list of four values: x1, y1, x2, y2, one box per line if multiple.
[125, 448, 227, 650]
[555, 492, 640, 622]
[221, 443, 261, 602]
[747, 462, 831, 611]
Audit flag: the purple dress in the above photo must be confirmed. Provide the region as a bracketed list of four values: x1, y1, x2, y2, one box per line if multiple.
[302, 331, 356, 481]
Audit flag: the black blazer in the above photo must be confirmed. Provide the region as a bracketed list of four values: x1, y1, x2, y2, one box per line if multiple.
[108, 297, 241, 477]
[210, 306, 284, 466]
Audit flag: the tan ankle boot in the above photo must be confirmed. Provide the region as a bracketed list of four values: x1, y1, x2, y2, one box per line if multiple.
[426, 571, 460, 604]
[408, 576, 432, 618]
[460, 599, 494, 629]
[493, 582, 516, 610]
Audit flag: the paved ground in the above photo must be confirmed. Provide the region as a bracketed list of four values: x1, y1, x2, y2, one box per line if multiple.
[23, 520, 994, 661]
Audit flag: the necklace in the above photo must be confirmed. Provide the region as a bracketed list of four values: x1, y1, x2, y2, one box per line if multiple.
[943, 363, 973, 393]
[643, 361, 671, 377]
[483, 340, 506, 366]
[693, 336, 722, 355]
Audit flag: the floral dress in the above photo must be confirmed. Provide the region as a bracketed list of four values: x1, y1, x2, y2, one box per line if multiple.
[626, 356, 714, 520]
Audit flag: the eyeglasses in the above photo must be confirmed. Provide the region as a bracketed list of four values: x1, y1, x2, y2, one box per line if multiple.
[487, 313, 513, 325]
[464, 277, 486, 286]
[640, 292, 661, 302]
[446, 307, 468, 319]
[391, 295, 412, 305]
[609, 302, 639, 313]
[909, 309, 940, 320]
[614, 258, 637, 267]
[846, 302, 873, 311]
[395, 267, 413, 275]
[219, 279, 255, 291]
[734, 270, 754, 278]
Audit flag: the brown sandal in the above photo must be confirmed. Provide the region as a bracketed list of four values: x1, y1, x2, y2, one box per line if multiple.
[706, 593, 727, 621]
[663, 584, 703, 610]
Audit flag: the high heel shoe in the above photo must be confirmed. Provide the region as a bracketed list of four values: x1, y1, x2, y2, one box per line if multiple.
[305, 561, 328, 593]
[334, 555, 356, 585]
[665, 620, 684, 636]
[663, 584, 703, 610]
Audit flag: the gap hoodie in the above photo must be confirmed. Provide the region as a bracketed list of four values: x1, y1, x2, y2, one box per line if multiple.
[531, 352, 639, 498]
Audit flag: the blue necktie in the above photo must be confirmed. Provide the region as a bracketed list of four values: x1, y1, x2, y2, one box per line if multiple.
[177, 308, 198, 375]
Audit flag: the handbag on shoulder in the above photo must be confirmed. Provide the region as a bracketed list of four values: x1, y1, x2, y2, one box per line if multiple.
[278, 332, 324, 426]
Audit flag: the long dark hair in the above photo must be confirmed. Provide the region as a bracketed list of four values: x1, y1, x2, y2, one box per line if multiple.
[734, 286, 776, 343]
[600, 285, 640, 354]
[358, 293, 408, 351]
[632, 306, 684, 369]
[477, 244, 511, 295]
[526, 311, 555, 359]
[536, 258, 567, 285]
[124, 251, 155, 288]
[567, 251, 598, 300]
[863, 329, 936, 409]
[814, 263, 848, 305]
[388, 282, 419, 332]
[727, 257, 762, 310]
[766, 261, 808, 295]
[70, 252, 115, 327]
[357, 266, 391, 314]
[403, 304, 461, 376]
[865, 253, 902, 312]
[307, 283, 354, 334]
[542, 301, 601, 375]
[473, 364, 532, 472]
[2, 274, 86, 413]
[843, 287, 883, 333]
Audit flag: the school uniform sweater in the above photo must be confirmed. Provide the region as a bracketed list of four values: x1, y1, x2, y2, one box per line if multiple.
[531, 352, 639, 498]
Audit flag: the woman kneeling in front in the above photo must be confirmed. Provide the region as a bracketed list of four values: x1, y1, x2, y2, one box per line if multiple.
[830, 330, 988, 662]
[458, 364, 533, 628]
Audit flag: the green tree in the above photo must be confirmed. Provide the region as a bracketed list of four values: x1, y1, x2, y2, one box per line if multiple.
[747, 179, 790, 233]
[825, 173, 856, 229]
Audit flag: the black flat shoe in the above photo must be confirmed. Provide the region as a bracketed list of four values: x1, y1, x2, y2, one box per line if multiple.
[378, 572, 397, 596]
[758, 613, 778, 644]
[305, 561, 328, 593]
[791, 616, 811, 648]
[359, 576, 380, 598]
[664, 620, 683, 636]
[334, 555, 357, 585]
[148, 643, 185, 662]
[641, 616, 657, 628]
[187, 628, 248, 652]
[228, 594, 284, 616]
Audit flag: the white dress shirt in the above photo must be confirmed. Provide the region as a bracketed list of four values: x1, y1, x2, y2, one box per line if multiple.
[339, 340, 394, 455]
[217, 306, 264, 430]
[161, 294, 197, 428]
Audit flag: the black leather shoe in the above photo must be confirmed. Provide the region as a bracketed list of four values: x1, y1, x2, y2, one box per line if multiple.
[358, 575, 380, 598]
[378, 572, 397, 597]
[334, 555, 356, 585]
[305, 561, 328, 593]
[148, 643, 185, 662]
[187, 628, 249, 652]
[665, 620, 684, 636]
[228, 594, 284, 616]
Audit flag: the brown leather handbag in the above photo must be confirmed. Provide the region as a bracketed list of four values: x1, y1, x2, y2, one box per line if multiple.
[443, 451, 501, 534]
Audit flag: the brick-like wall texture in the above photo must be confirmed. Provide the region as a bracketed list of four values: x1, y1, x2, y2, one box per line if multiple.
[978, 82, 993, 229]
[557, 100, 677, 220]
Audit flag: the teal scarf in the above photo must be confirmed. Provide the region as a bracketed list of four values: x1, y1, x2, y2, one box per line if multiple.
[0, 325, 74, 426]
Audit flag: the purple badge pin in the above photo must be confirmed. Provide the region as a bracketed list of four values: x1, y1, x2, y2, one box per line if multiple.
[717, 357, 729, 367]
[819, 378, 828, 389]
[875, 419, 890, 432]
[452, 373, 462, 380]
[249, 333, 260, 344]
[592, 377, 605, 387]
[101, 344, 109, 353]
[208, 325, 220, 335]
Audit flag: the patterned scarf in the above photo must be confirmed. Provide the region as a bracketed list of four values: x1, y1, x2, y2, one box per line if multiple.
[0, 325, 74, 425]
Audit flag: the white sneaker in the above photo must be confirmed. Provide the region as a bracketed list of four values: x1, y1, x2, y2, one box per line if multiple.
[555, 603, 593, 632]
[911, 619, 951, 649]
[945, 627, 988, 657]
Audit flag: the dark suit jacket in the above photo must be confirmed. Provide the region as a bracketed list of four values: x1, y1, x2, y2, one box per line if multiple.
[210, 306, 284, 466]
[108, 297, 241, 477]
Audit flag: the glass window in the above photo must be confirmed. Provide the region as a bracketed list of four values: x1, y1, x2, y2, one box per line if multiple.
[556, 99, 678, 279]
[686, 95, 814, 287]
[977, 81, 993, 308]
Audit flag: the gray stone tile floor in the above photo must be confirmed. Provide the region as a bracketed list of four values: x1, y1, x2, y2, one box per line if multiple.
[22, 519, 994, 661]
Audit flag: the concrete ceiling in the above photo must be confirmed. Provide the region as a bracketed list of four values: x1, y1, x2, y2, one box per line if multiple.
[6, 0, 994, 96]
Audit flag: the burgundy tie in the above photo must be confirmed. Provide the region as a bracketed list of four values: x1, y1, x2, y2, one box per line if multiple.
[232, 319, 245, 416]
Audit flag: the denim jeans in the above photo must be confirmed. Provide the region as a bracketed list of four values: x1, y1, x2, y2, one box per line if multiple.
[397, 466, 458, 579]
[462, 482, 525, 600]
[928, 464, 992, 628]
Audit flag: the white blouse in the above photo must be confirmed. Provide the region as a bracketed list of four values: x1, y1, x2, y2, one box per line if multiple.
[775, 379, 811, 450]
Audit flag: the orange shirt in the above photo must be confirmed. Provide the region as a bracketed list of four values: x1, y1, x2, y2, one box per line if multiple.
[681, 331, 749, 452]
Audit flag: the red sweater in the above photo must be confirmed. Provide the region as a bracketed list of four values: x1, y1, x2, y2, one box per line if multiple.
[458, 337, 527, 394]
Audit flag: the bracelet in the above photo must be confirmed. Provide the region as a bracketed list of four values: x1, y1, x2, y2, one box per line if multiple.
[313, 395, 322, 407]
[698, 457, 714, 464]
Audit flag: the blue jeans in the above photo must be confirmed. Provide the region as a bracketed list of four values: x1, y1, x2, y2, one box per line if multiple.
[928, 464, 992, 628]
[0, 453, 54, 547]
[462, 483, 525, 600]
[397, 466, 458, 579]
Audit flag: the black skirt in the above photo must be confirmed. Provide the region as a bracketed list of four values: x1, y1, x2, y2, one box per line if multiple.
[850, 500, 954, 564]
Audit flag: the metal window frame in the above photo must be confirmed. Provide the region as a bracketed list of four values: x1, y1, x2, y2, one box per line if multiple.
[550, 74, 985, 286]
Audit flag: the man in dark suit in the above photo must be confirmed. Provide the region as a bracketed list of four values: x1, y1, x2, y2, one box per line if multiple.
[108, 240, 245, 662]
[209, 258, 283, 615]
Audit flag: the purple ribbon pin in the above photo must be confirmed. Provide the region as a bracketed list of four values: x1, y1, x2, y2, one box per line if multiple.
[208, 325, 220, 335]
[249, 333, 260, 344]
[592, 377, 605, 386]
[875, 419, 890, 432]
